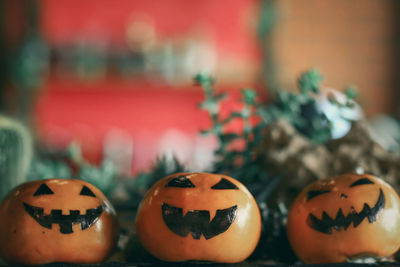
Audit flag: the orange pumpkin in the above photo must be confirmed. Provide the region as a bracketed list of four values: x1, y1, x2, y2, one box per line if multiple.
[0, 178, 119, 265]
[287, 173, 400, 263]
[135, 172, 261, 263]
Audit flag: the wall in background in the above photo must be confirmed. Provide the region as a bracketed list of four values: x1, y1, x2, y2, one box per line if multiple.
[269, 0, 400, 116]
[3, 0, 400, 175]
[32, 0, 262, 174]
[40, 0, 261, 85]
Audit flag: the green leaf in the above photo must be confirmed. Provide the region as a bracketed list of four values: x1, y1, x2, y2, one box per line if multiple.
[194, 72, 215, 86]
[220, 133, 240, 143]
[297, 69, 323, 93]
[242, 89, 257, 105]
[344, 87, 358, 100]
[199, 99, 219, 113]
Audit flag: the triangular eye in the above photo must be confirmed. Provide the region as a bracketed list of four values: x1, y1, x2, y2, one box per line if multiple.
[166, 176, 195, 188]
[211, 178, 239, 190]
[34, 183, 54, 196]
[350, 177, 374, 187]
[306, 190, 330, 201]
[80, 185, 96, 197]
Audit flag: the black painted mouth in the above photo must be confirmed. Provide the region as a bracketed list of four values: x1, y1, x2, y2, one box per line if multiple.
[307, 189, 385, 234]
[162, 203, 237, 240]
[23, 202, 104, 234]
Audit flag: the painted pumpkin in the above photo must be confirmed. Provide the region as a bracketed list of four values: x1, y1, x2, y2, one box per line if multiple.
[135, 172, 261, 263]
[0, 178, 119, 265]
[287, 173, 400, 263]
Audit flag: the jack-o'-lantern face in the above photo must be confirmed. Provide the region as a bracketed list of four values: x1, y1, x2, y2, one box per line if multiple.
[135, 172, 261, 263]
[23, 183, 105, 234]
[287, 174, 400, 263]
[0, 179, 119, 265]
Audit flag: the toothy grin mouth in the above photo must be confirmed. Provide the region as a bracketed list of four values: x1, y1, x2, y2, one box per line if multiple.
[162, 203, 237, 240]
[307, 189, 385, 234]
[23, 202, 104, 234]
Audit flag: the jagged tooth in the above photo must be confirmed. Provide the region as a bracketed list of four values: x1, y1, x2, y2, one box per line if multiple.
[340, 208, 353, 230]
[334, 208, 346, 230]
[335, 208, 345, 221]
[363, 203, 371, 213]
[336, 208, 344, 217]
[86, 205, 103, 217]
[81, 213, 99, 230]
[348, 206, 361, 228]
[363, 203, 376, 223]
[321, 211, 332, 223]
[80, 219, 92, 230]
[190, 231, 202, 240]
[69, 210, 80, 215]
[181, 207, 191, 217]
[309, 213, 319, 223]
[368, 212, 378, 223]
[51, 209, 63, 219]
[59, 223, 73, 234]
[377, 189, 385, 210]
[350, 206, 357, 214]
[309, 213, 332, 234]
[353, 213, 364, 227]
[69, 210, 80, 221]
[343, 215, 352, 230]
[81, 205, 103, 230]
[208, 209, 217, 222]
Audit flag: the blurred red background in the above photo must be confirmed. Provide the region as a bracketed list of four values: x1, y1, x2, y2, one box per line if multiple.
[32, 0, 261, 174]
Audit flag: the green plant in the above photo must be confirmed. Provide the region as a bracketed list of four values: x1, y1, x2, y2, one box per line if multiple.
[195, 69, 332, 186]
[195, 69, 360, 263]
[28, 142, 116, 196]
[195, 73, 268, 186]
[0, 115, 33, 200]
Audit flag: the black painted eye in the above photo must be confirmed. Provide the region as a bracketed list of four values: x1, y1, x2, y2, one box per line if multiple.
[306, 190, 330, 201]
[211, 178, 239, 190]
[80, 185, 96, 197]
[166, 176, 195, 188]
[34, 183, 54, 196]
[350, 177, 375, 187]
